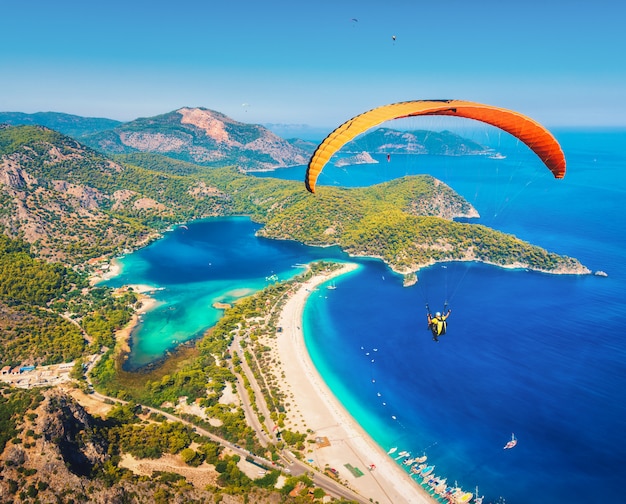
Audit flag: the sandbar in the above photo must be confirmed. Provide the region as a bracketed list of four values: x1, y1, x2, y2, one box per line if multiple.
[272, 263, 437, 504]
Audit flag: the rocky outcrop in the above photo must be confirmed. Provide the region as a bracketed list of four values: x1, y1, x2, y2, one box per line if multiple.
[0, 388, 299, 503]
[38, 390, 109, 476]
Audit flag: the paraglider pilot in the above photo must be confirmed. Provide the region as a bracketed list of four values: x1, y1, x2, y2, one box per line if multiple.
[427, 306, 451, 342]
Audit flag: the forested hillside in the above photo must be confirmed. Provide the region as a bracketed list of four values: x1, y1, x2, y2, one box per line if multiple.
[0, 235, 138, 367]
[0, 125, 228, 263]
[0, 386, 312, 503]
[1, 124, 587, 275]
[0, 111, 121, 138]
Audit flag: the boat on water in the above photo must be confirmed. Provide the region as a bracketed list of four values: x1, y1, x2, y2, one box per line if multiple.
[411, 462, 426, 474]
[504, 433, 517, 449]
[387, 447, 397, 455]
[445, 486, 473, 503]
[458, 491, 474, 503]
[473, 486, 484, 504]
[433, 478, 447, 496]
[420, 465, 435, 477]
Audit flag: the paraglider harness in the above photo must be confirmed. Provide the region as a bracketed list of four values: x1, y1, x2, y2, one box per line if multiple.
[426, 303, 450, 341]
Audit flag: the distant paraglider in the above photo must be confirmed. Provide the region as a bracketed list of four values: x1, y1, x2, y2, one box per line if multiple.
[304, 99, 566, 193]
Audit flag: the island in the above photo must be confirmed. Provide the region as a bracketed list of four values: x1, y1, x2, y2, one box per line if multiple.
[334, 151, 378, 167]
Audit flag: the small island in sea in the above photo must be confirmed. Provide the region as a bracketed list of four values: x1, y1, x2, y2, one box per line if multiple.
[334, 151, 378, 167]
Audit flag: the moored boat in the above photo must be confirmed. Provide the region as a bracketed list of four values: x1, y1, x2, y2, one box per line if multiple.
[420, 465, 435, 477]
[473, 486, 484, 504]
[411, 462, 427, 474]
[458, 491, 473, 502]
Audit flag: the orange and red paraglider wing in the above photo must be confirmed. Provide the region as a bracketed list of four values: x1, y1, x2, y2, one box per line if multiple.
[304, 100, 566, 193]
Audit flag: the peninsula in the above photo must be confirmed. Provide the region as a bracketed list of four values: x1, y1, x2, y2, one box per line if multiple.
[270, 263, 438, 503]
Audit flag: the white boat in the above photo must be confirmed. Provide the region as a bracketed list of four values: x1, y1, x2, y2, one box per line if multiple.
[434, 478, 448, 495]
[474, 486, 484, 504]
[411, 463, 426, 474]
[458, 491, 474, 502]
[504, 433, 517, 449]
[387, 447, 397, 455]
[448, 487, 473, 503]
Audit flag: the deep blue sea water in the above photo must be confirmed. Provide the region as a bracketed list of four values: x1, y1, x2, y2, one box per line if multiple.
[105, 128, 626, 503]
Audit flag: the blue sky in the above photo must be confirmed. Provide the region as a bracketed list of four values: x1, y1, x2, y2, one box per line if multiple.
[1, 0, 624, 128]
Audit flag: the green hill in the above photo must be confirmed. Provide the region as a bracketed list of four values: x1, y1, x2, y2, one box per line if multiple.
[0, 111, 121, 138]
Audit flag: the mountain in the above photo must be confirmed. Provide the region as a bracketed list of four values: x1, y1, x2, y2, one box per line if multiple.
[262, 122, 331, 142]
[0, 111, 121, 138]
[347, 127, 494, 155]
[0, 109, 497, 175]
[0, 125, 230, 263]
[81, 107, 311, 171]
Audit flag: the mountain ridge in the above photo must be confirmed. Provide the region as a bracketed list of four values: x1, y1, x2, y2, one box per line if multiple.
[1, 108, 498, 173]
[76, 107, 312, 171]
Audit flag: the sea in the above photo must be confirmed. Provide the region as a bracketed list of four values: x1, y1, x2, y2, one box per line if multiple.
[103, 128, 626, 504]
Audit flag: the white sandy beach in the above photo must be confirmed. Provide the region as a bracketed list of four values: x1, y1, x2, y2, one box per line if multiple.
[273, 263, 437, 504]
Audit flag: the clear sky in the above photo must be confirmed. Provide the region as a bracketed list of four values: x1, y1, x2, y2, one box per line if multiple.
[1, 0, 624, 128]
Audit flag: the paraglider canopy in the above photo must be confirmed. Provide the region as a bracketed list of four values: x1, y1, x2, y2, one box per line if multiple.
[305, 99, 566, 193]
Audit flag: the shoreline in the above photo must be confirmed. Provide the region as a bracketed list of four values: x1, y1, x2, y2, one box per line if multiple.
[271, 263, 437, 504]
[113, 292, 160, 360]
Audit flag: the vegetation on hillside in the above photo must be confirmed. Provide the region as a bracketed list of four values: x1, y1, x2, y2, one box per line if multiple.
[0, 124, 586, 367]
[0, 111, 121, 138]
[0, 386, 346, 503]
[79, 108, 310, 170]
[0, 234, 138, 366]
